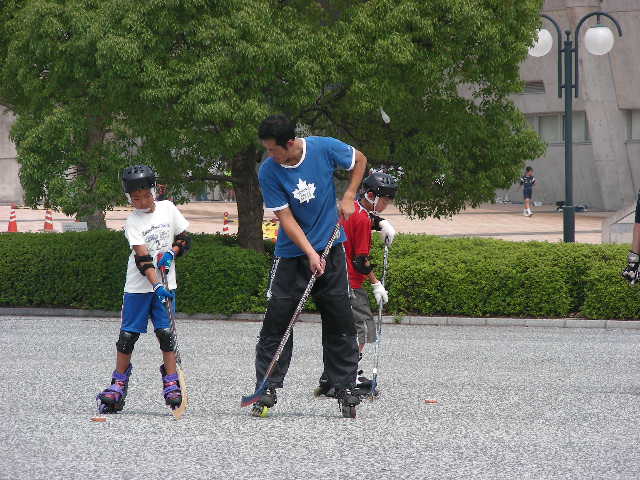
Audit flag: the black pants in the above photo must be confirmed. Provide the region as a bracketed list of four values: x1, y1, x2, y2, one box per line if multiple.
[255, 244, 358, 391]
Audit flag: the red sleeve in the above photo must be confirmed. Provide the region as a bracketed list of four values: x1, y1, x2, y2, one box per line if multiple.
[347, 210, 371, 256]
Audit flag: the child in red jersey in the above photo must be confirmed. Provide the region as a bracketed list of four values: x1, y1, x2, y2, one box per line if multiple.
[315, 171, 397, 397]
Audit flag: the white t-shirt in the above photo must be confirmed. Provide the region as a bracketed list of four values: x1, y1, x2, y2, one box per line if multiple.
[123, 200, 190, 293]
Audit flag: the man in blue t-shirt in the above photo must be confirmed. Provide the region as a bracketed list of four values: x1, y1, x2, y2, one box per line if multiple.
[249, 114, 367, 418]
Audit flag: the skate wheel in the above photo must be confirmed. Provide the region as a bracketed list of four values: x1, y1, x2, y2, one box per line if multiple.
[250, 405, 270, 418]
[90, 416, 107, 422]
[313, 387, 324, 398]
[341, 405, 356, 419]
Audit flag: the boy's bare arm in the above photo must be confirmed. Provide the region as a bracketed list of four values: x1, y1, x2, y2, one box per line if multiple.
[632, 223, 640, 254]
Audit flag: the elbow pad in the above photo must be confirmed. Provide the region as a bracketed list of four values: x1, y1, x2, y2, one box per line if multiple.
[134, 254, 154, 277]
[352, 255, 374, 275]
[172, 232, 192, 257]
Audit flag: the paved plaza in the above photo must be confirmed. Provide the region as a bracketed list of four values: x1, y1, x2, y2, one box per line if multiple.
[0, 201, 610, 243]
[3, 315, 640, 479]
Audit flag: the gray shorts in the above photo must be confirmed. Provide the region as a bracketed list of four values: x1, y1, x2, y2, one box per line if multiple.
[351, 287, 376, 344]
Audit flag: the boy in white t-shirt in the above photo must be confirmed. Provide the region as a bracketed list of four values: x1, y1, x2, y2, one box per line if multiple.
[96, 165, 191, 414]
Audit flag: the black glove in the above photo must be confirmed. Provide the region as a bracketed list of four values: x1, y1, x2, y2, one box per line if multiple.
[622, 251, 640, 285]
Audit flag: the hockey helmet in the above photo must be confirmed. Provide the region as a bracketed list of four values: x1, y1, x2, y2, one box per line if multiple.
[121, 165, 156, 194]
[363, 172, 398, 199]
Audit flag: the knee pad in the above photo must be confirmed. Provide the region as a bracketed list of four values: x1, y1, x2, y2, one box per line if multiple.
[116, 330, 140, 354]
[155, 328, 176, 352]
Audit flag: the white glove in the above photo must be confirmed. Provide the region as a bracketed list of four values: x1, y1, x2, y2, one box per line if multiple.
[378, 219, 396, 246]
[371, 282, 388, 306]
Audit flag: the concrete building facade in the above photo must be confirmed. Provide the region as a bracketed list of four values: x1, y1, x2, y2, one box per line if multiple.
[0, 106, 22, 204]
[501, 0, 640, 212]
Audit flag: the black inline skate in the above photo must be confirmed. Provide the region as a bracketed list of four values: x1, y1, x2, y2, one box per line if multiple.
[250, 387, 278, 417]
[336, 387, 361, 418]
[313, 372, 336, 398]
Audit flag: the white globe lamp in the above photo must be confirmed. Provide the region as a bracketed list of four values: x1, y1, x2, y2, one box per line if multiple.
[584, 24, 615, 55]
[529, 29, 553, 57]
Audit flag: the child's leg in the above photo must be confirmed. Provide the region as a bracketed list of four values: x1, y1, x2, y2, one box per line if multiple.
[161, 351, 177, 374]
[116, 352, 132, 373]
[150, 294, 183, 408]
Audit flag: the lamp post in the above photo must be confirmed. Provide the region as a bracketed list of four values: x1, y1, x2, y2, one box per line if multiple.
[529, 12, 622, 242]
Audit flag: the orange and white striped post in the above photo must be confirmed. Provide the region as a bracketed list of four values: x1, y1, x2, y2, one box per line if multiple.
[43, 209, 54, 232]
[7, 203, 18, 232]
[223, 211, 229, 234]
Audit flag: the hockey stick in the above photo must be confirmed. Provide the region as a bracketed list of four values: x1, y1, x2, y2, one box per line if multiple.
[369, 241, 389, 398]
[157, 254, 188, 419]
[241, 222, 342, 408]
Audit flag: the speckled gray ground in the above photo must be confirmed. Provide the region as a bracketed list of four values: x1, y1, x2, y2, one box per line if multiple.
[2, 316, 640, 480]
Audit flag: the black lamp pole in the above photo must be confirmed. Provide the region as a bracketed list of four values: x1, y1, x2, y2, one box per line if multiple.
[540, 12, 622, 242]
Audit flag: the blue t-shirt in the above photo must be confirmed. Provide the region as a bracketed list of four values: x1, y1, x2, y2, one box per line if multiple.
[259, 136, 356, 258]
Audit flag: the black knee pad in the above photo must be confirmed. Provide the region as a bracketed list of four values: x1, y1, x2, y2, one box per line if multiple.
[116, 330, 140, 354]
[154, 328, 176, 352]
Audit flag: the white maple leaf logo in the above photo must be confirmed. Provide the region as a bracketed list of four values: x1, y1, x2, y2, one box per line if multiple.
[292, 178, 316, 204]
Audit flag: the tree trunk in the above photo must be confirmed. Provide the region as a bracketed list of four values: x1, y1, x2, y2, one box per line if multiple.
[232, 147, 264, 253]
[78, 117, 107, 230]
[78, 208, 106, 230]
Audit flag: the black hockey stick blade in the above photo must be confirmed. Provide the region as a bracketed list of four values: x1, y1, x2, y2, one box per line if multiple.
[240, 380, 268, 408]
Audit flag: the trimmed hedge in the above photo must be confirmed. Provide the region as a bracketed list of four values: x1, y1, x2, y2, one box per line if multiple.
[0, 231, 271, 314]
[0, 231, 637, 319]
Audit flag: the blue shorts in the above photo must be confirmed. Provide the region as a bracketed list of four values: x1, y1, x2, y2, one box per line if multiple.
[120, 292, 175, 333]
[523, 188, 533, 200]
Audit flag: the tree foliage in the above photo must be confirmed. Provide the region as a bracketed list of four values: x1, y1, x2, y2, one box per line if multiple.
[0, 0, 545, 244]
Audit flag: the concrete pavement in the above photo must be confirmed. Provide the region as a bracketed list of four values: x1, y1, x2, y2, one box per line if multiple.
[2, 315, 640, 479]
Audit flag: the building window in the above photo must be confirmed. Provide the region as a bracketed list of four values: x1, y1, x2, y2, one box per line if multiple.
[566, 111, 590, 143]
[523, 81, 545, 94]
[539, 115, 561, 143]
[628, 110, 640, 140]
[525, 112, 590, 143]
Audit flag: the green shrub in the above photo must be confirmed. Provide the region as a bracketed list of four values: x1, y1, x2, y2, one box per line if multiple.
[0, 231, 271, 314]
[0, 231, 635, 319]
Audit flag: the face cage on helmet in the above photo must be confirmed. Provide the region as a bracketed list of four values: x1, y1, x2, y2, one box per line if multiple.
[375, 185, 396, 199]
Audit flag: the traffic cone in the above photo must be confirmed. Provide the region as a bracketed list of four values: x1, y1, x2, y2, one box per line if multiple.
[223, 211, 229, 234]
[43, 209, 54, 231]
[44, 209, 54, 231]
[7, 203, 18, 232]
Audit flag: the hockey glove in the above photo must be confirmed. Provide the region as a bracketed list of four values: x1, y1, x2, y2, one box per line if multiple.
[378, 220, 396, 246]
[158, 251, 175, 269]
[371, 282, 388, 306]
[153, 283, 175, 300]
[622, 251, 640, 285]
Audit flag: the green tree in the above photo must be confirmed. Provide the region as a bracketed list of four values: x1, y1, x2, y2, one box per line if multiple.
[0, 0, 545, 248]
[0, 0, 146, 228]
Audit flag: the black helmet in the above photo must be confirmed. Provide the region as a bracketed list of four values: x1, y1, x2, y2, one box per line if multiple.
[121, 165, 156, 193]
[363, 172, 398, 199]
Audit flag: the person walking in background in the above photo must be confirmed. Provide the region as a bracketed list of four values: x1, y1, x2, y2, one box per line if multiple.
[520, 166, 536, 217]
